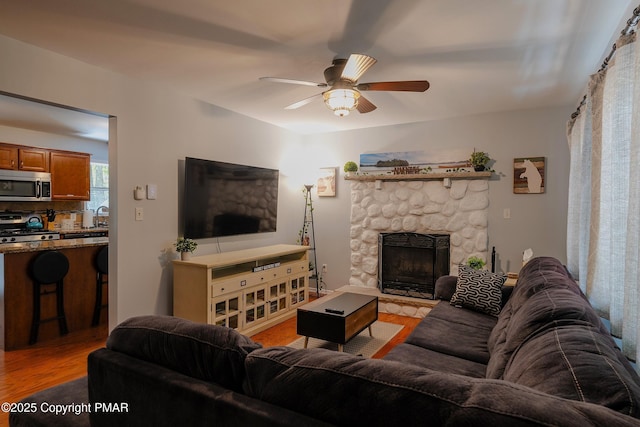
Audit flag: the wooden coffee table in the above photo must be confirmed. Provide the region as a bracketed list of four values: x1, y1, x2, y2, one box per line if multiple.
[296, 292, 378, 352]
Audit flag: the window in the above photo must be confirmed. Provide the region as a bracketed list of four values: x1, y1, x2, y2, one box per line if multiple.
[86, 162, 109, 211]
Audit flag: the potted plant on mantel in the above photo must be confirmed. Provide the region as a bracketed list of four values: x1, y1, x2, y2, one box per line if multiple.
[175, 237, 198, 261]
[469, 150, 491, 172]
[343, 161, 358, 176]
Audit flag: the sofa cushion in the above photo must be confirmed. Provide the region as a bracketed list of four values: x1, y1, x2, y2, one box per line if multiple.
[485, 300, 513, 379]
[244, 346, 640, 426]
[450, 265, 506, 316]
[88, 348, 330, 427]
[427, 300, 499, 331]
[505, 257, 576, 312]
[486, 260, 607, 380]
[106, 315, 261, 392]
[384, 343, 487, 378]
[503, 324, 640, 418]
[403, 302, 496, 364]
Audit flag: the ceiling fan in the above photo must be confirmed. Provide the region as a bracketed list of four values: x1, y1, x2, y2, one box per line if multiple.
[259, 53, 430, 117]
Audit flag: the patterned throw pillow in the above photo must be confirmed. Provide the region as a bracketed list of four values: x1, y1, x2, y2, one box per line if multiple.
[450, 265, 506, 316]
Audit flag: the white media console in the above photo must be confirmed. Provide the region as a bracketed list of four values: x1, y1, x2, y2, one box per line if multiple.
[173, 244, 309, 336]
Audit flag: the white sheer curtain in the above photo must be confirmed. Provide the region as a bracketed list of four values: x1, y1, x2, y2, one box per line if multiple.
[567, 32, 640, 363]
[566, 94, 590, 287]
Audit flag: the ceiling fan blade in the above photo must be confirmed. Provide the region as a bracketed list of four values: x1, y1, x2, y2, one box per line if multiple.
[341, 54, 377, 82]
[356, 95, 377, 114]
[357, 80, 430, 92]
[284, 93, 322, 110]
[259, 77, 327, 88]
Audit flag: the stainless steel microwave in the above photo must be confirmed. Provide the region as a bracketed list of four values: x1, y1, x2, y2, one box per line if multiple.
[0, 170, 52, 201]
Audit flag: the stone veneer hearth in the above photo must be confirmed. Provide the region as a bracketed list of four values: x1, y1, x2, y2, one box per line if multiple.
[349, 177, 490, 291]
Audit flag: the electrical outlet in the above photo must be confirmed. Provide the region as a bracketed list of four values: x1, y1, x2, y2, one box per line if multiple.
[503, 208, 511, 219]
[135, 207, 144, 221]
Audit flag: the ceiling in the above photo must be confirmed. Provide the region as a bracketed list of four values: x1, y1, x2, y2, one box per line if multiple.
[0, 0, 634, 136]
[0, 93, 110, 142]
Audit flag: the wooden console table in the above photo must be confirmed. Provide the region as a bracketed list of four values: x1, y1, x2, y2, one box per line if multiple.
[173, 244, 309, 336]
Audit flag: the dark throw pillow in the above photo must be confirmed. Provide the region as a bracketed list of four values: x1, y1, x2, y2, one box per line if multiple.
[450, 265, 506, 316]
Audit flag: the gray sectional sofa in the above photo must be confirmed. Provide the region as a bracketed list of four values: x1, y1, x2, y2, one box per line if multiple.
[10, 256, 640, 426]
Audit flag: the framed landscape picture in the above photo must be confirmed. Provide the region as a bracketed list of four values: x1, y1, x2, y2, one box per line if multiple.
[513, 157, 545, 194]
[359, 149, 470, 174]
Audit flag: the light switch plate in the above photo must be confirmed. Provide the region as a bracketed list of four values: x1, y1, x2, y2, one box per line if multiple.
[135, 207, 144, 221]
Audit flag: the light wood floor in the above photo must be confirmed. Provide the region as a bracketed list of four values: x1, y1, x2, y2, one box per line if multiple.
[0, 311, 420, 425]
[0, 324, 109, 426]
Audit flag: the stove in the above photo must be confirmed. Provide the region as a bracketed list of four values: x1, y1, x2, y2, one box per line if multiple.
[0, 213, 61, 244]
[0, 229, 61, 243]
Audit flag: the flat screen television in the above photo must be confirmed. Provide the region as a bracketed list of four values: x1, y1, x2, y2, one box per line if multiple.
[183, 157, 279, 239]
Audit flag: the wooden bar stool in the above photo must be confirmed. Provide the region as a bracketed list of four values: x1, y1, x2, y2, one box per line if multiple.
[92, 245, 108, 326]
[29, 251, 70, 345]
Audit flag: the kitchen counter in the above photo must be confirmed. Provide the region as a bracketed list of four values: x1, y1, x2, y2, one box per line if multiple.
[0, 236, 108, 254]
[0, 237, 109, 350]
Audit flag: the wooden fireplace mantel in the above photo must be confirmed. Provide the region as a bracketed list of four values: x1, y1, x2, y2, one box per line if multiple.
[344, 171, 491, 182]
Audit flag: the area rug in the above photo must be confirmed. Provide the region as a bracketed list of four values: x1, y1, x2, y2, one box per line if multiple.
[287, 321, 404, 358]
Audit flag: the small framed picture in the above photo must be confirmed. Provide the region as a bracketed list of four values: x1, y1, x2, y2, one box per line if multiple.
[514, 157, 545, 194]
[317, 167, 336, 197]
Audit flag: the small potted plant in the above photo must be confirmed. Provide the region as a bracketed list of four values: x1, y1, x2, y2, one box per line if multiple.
[343, 161, 358, 176]
[175, 237, 198, 261]
[469, 151, 491, 172]
[467, 256, 486, 270]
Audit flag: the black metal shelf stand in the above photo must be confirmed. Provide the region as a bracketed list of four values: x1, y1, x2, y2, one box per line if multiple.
[300, 184, 320, 296]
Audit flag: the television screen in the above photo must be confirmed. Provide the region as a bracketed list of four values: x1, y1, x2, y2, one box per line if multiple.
[183, 157, 279, 239]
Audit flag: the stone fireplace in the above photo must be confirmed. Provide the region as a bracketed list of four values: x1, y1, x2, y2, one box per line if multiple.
[349, 177, 489, 293]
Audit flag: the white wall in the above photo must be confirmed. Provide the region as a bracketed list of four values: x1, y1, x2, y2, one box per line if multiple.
[302, 107, 571, 290]
[0, 35, 303, 327]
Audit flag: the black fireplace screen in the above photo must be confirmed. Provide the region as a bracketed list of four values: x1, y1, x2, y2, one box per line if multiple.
[378, 232, 450, 299]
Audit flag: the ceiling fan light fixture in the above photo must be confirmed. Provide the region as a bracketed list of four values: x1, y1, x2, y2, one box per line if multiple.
[323, 89, 360, 117]
[260, 53, 425, 115]
[333, 106, 351, 117]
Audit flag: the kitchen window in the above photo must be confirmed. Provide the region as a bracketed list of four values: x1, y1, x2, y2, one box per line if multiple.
[86, 162, 109, 211]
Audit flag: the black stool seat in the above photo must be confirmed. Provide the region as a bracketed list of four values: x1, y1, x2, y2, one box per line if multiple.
[92, 246, 108, 326]
[29, 251, 69, 345]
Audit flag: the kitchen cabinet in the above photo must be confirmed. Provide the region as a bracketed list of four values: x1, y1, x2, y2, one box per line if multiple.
[18, 147, 49, 172]
[50, 150, 90, 200]
[0, 144, 18, 169]
[173, 244, 309, 336]
[0, 143, 49, 172]
[0, 143, 92, 200]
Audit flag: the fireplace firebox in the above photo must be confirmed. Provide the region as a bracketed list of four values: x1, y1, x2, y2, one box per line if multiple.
[378, 232, 450, 299]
